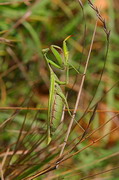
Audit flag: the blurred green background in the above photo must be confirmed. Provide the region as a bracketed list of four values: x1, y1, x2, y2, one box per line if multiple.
[0, 0, 119, 179]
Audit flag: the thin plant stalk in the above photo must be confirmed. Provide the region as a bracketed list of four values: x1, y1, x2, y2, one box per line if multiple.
[59, 21, 97, 158]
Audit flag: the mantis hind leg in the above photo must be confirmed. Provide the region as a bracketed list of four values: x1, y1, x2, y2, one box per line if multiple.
[47, 127, 52, 144]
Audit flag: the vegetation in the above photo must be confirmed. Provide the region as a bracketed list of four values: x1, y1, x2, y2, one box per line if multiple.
[0, 0, 119, 179]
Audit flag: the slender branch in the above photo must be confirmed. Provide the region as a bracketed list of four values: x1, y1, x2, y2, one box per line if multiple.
[1, 106, 119, 113]
[81, 165, 119, 180]
[59, 21, 97, 158]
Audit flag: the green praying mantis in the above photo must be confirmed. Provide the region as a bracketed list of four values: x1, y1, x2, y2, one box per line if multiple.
[42, 36, 78, 144]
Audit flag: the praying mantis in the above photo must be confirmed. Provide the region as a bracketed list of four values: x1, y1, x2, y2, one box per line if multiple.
[42, 36, 78, 144]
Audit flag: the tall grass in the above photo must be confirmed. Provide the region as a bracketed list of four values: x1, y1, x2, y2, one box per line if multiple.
[0, 0, 119, 179]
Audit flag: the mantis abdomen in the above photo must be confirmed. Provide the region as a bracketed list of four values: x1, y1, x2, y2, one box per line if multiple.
[47, 83, 64, 144]
[51, 86, 64, 127]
